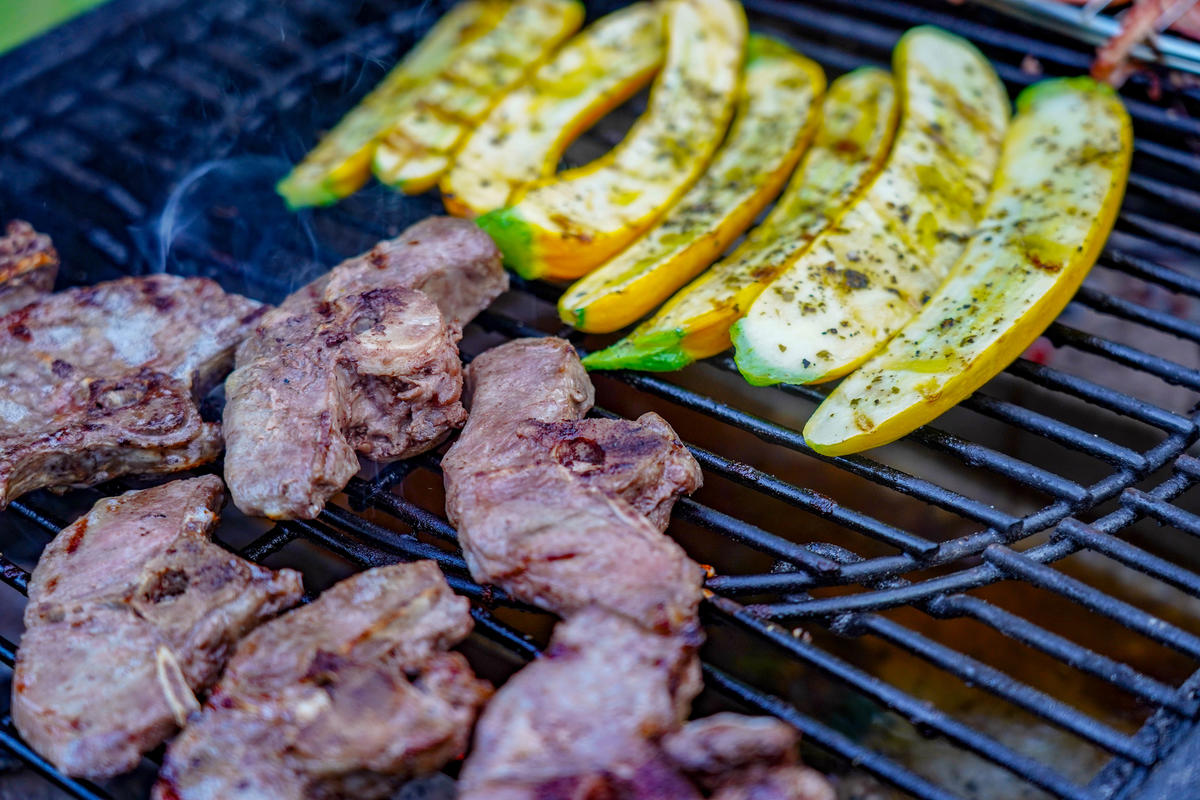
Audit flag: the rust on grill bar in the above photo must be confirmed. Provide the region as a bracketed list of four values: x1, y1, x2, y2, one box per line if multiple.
[3, 0, 1200, 798]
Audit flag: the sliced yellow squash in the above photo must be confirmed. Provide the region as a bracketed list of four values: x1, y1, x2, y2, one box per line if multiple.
[476, 0, 746, 281]
[372, 0, 585, 195]
[583, 65, 897, 372]
[804, 78, 1132, 456]
[276, 0, 505, 209]
[731, 26, 1010, 386]
[441, 2, 666, 219]
[557, 36, 825, 334]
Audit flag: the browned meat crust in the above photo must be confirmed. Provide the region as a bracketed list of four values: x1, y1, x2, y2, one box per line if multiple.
[443, 338, 703, 634]
[283, 216, 508, 324]
[154, 561, 492, 800]
[0, 221, 58, 316]
[223, 216, 504, 521]
[12, 476, 303, 779]
[224, 287, 467, 519]
[0, 275, 265, 508]
[459, 608, 703, 800]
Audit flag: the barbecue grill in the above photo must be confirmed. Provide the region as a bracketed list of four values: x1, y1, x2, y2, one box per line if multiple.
[2, 0, 1200, 797]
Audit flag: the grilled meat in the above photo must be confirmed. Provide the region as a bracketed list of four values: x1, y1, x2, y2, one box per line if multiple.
[13, 476, 303, 778]
[224, 286, 466, 519]
[282, 216, 508, 324]
[460, 612, 832, 800]
[0, 274, 265, 508]
[448, 337, 834, 799]
[662, 715, 836, 800]
[224, 216, 505, 520]
[155, 561, 491, 800]
[443, 338, 703, 634]
[459, 607, 703, 800]
[0, 221, 58, 316]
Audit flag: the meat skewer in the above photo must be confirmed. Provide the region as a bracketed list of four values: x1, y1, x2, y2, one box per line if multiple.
[223, 216, 507, 520]
[155, 561, 492, 800]
[444, 337, 834, 798]
[0, 271, 265, 508]
[12, 476, 303, 778]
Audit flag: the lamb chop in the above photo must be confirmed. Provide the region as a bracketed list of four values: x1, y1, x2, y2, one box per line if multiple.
[0, 274, 265, 508]
[0, 221, 58, 316]
[13, 476, 303, 778]
[446, 337, 835, 799]
[155, 561, 492, 800]
[223, 216, 506, 520]
[442, 337, 704, 634]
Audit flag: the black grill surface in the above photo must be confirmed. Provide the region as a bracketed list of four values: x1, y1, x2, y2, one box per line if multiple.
[3, 1, 1200, 798]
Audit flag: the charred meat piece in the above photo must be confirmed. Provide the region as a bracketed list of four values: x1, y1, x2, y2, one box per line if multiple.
[461, 611, 832, 800]
[224, 287, 466, 519]
[443, 338, 703, 633]
[0, 274, 265, 508]
[283, 216, 508, 324]
[0, 221, 58, 316]
[663, 715, 836, 800]
[459, 607, 703, 800]
[155, 561, 492, 800]
[223, 216, 504, 521]
[13, 476, 303, 778]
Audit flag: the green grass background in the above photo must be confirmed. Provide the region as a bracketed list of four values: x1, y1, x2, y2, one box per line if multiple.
[0, 0, 110, 53]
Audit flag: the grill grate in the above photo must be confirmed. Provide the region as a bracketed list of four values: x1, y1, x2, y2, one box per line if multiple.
[3, 0, 1200, 797]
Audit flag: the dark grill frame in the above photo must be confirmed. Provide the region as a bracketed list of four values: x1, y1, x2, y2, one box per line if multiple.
[3, 0, 1200, 798]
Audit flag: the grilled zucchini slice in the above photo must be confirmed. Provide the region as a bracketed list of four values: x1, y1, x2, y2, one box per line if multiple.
[558, 36, 824, 334]
[731, 26, 1010, 386]
[441, 2, 666, 219]
[583, 66, 897, 371]
[804, 78, 1131, 455]
[276, 0, 504, 209]
[476, 0, 746, 281]
[372, 0, 585, 195]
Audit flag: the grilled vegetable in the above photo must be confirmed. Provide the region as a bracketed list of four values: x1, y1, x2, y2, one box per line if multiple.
[804, 78, 1132, 456]
[372, 0, 585, 195]
[557, 36, 824, 334]
[441, 2, 665, 219]
[731, 26, 1010, 386]
[476, 0, 746, 281]
[583, 66, 897, 372]
[276, 0, 504, 209]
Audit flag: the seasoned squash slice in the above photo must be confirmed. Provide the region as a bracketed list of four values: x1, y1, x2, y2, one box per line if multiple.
[804, 78, 1132, 456]
[276, 0, 505, 208]
[476, 0, 746, 280]
[558, 36, 824, 334]
[583, 66, 897, 372]
[371, 0, 585, 195]
[731, 26, 1010, 386]
[441, 2, 666, 219]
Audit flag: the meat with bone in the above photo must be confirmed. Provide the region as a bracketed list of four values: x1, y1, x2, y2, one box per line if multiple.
[155, 561, 492, 800]
[224, 287, 466, 519]
[282, 216, 508, 324]
[446, 337, 834, 799]
[0, 221, 58, 316]
[443, 338, 704, 634]
[223, 216, 506, 520]
[0, 274, 265, 508]
[12, 476, 303, 779]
